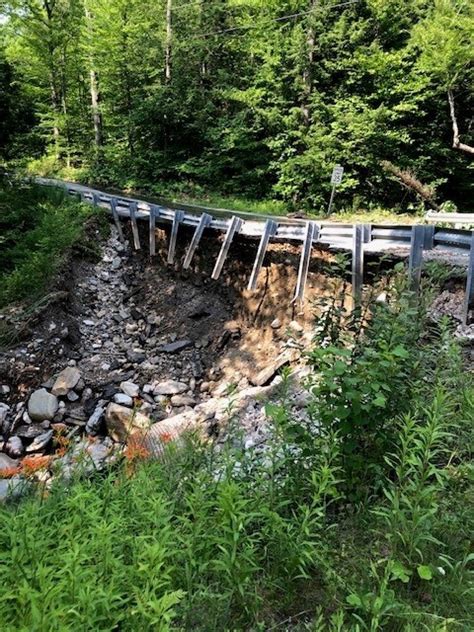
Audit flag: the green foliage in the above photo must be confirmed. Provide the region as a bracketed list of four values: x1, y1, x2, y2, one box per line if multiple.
[0, 178, 101, 308]
[2, 0, 473, 210]
[305, 278, 431, 494]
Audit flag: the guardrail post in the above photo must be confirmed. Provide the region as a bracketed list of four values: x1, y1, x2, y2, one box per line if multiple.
[462, 231, 474, 326]
[183, 213, 212, 269]
[247, 219, 278, 291]
[292, 222, 318, 304]
[167, 210, 184, 264]
[423, 225, 435, 250]
[362, 224, 372, 244]
[408, 225, 424, 292]
[149, 205, 157, 256]
[110, 198, 124, 241]
[129, 201, 141, 250]
[211, 216, 243, 280]
[352, 225, 364, 305]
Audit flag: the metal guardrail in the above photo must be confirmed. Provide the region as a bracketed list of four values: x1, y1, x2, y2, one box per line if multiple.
[37, 179, 474, 326]
[425, 211, 474, 226]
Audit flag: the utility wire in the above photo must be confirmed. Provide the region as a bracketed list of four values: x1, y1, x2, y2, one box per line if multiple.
[172, 0, 252, 13]
[184, 0, 361, 40]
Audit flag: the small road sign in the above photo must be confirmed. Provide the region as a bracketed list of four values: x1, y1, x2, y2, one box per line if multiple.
[331, 165, 344, 185]
[326, 165, 344, 215]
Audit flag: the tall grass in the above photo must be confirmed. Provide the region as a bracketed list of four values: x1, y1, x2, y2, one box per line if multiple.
[0, 287, 472, 630]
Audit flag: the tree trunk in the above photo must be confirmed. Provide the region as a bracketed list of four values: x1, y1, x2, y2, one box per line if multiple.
[165, 0, 172, 82]
[50, 77, 61, 159]
[85, 5, 103, 151]
[301, 1, 318, 127]
[44, 0, 61, 157]
[448, 90, 474, 155]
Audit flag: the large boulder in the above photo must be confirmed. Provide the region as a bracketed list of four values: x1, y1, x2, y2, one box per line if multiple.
[51, 367, 81, 396]
[105, 403, 151, 442]
[28, 388, 59, 421]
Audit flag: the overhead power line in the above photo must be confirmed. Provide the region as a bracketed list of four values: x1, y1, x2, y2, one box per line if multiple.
[172, 0, 251, 13]
[185, 0, 361, 40]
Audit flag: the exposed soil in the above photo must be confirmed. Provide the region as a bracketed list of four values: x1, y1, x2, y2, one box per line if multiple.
[1, 215, 472, 498]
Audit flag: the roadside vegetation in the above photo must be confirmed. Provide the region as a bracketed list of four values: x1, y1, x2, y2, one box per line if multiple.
[1, 280, 472, 631]
[0, 177, 103, 309]
[1, 1, 472, 214]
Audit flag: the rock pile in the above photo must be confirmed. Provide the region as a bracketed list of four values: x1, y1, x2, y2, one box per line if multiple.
[0, 226, 312, 501]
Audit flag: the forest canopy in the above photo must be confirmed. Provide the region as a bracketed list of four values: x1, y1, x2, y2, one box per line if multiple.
[0, 0, 472, 212]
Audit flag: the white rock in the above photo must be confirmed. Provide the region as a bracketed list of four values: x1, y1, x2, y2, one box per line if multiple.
[153, 380, 188, 396]
[120, 381, 139, 398]
[271, 318, 282, 329]
[288, 320, 303, 334]
[105, 403, 151, 442]
[51, 367, 81, 396]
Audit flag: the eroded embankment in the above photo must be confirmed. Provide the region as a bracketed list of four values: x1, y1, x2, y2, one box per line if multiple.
[0, 219, 344, 491]
[0, 218, 471, 497]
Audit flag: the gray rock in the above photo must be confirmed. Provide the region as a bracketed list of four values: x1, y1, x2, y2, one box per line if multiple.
[271, 318, 282, 329]
[0, 477, 27, 503]
[52, 367, 81, 396]
[171, 394, 196, 407]
[15, 424, 46, 439]
[126, 350, 145, 363]
[120, 381, 139, 398]
[158, 339, 193, 354]
[0, 385, 11, 396]
[26, 430, 53, 453]
[249, 354, 291, 387]
[0, 403, 9, 427]
[153, 380, 188, 396]
[5, 436, 24, 458]
[86, 441, 112, 469]
[28, 388, 58, 421]
[113, 393, 133, 407]
[67, 391, 80, 402]
[0, 453, 19, 471]
[85, 406, 104, 435]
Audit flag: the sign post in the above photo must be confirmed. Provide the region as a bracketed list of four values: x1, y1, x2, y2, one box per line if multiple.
[326, 165, 344, 216]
